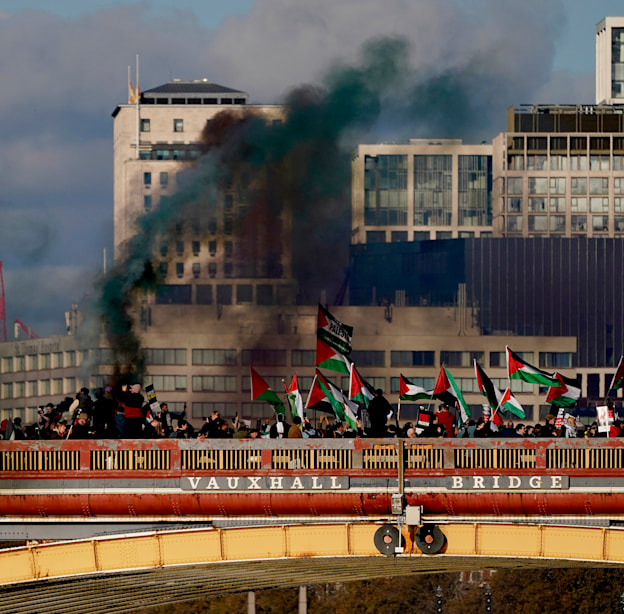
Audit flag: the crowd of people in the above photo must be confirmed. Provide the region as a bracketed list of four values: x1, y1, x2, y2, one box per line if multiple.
[0, 385, 615, 441]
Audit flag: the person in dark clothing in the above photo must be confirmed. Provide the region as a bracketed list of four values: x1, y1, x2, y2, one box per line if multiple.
[199, 411, 223, 439]
[158, 402, 185, 438]
[93, 386, 119, 438]
[538, 414, 557, 438]
[367, 389, 393, 437]
[69, 412, 92, 439]
[121, 383, 145, 439]
[270, 414, 290, 439]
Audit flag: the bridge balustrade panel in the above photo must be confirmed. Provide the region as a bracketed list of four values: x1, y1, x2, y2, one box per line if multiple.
[0, 449, 80, 471]
[1, 439, 624, 475]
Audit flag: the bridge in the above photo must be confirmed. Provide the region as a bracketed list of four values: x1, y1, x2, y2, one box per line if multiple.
[3, 437, 624, 612]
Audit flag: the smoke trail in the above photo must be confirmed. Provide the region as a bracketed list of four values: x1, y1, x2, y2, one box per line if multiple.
[96, 34, 530, 374]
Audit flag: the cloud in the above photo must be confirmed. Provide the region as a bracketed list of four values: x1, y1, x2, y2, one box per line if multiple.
[0, 0, 581, 338]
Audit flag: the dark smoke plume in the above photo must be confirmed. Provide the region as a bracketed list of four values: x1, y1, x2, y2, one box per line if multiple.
[95, 34, 524, 375]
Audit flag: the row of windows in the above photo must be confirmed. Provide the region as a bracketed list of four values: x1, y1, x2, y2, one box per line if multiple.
[1, 349, 572, 373]
[505, 214, 624, 233]
[2, 351, 85, 373]
[505, 196, 624, 214]
[158, 240, 233, 258]
[507, 153, 624, 171]
[507, 177, 620, 196]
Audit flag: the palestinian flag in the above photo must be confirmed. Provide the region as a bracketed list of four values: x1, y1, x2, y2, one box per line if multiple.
[399, 374, 433, 402]
[433, 365, 471, 423]
[349, 364, 375, 407]
[250, 367, 285, 416]
[546, 373, 581, 408]
[316, 336, 352, 374]
[506, 346, 560, 387]
[474, 360, 504, 411]
[499, 387, 526, 419]
[286, 373, 305, 421]
[608, 356, 624, 393]
[306, 369, 357, 429]
[317, 304, 353, 356]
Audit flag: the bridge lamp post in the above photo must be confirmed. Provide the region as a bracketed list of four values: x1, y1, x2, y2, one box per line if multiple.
[435, 585, 443, 613]
[484, 583, 492, 613]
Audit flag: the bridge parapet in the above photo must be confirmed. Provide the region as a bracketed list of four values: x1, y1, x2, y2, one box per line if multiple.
[1, 438, 624, 474]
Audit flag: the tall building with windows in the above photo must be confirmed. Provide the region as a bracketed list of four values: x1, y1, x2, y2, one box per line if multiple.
[492, 104, 624, 238]
[112, 80, 294, 307]
[596, 17, 624, 105]
[351, 139, 493, 244]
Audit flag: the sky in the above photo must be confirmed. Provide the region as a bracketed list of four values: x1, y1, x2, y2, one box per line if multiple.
[0, 0, 619, 338]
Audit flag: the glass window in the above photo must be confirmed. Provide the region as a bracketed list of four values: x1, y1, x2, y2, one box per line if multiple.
[147, 375, 187, 391]
[571, 215, 587, 231]
[549, 216, 565, 232]
[2, 382, 12, 400]
[540, 352, 572, 369]
[140, 119, 150, 132]
[159, 262, 168, 277]
[440, 351, 484, 367]
[365, 154, 408, 225]
[412, 155, 451, 226]
[208, 263, 217, 277]
[507, 197, 522, 213]
[27, 381, 38, 397]
[507, 155, 524, 170]
[528, 197, 547, 212]
[173, 119, 184, 132]
[27, 354, 38, 370]
[391, 231, 408, 242]
[570, 155, 587, 171]
[390, 351, 435, 367]
[52, 352, 63, 368]
[350, 350, 385, 367]
[52, 378, 63, 394]
[458, 155, 492, 227]
[527, 155, 547, 170]
[528, 215, 548, 232]
[507, 177, 523, 194]
[236, 284, 253, 304]
[192, 349, 237, 365]
[241, 349, 286, 366]
[16, 356, 25, 370]
[571, 197, 587, 212]
[590, 197, 609, 213]
[549, 197, 565, 212]
[549, 177, 566, 194]
[366, 231, 385, 243]
[292, 350, 315, 367]
[192, 240, 200, 255]
[40, 380, 50, 396]
[192, 375, 236, 392]
[144, 195, 152, 212]
[528, 178, 548, 194]
[589, 178, 608, 195]
[40, 354, 50, 369]
[2, 357, 12, 373]
[592, 216, 608, 232]
[590, 155, 610, 171]
[15, 381, 25, 397]
[549, 155, 568, 171]
[507, 216, 523, 232]
[615, 216, 624, 231]
[175, 263, 184, 278]
[144, 172, 151, 186]
[160, 172, 168, 187]
[571, 178, 587, 194]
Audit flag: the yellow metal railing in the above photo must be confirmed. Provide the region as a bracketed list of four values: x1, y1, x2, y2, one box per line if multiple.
[547, 447, 624, 469]
[405, 444, 444, 469]
[363, 444, 398, 469]
[91, 449, 170, 471]
[455, 448, 536, 470]
[271, 448, 352, 470]
[181, 449, 261, 471]
[0, 450, 80, 471]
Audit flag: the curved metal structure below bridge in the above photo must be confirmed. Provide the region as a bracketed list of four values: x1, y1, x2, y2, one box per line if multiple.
[1, 522, 624, 614]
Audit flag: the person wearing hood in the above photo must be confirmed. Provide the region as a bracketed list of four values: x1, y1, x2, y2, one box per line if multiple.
[121, 383, 145, 439]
